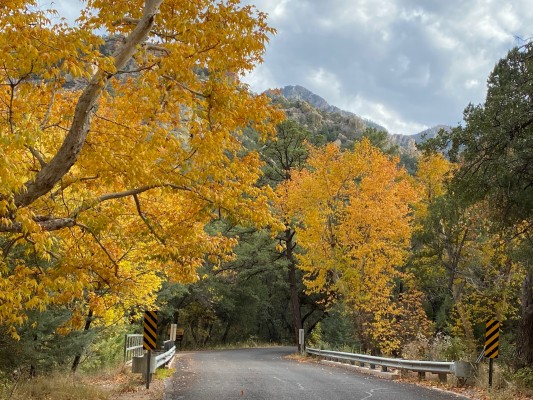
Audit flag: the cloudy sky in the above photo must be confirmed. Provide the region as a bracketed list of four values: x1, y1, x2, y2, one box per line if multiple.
[49, 0, 533, 135]
[241, 0, 533, 134]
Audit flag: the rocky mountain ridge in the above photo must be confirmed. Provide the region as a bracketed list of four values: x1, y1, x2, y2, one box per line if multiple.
[280, 85, 388, 132]
[274, 85, 450, 148]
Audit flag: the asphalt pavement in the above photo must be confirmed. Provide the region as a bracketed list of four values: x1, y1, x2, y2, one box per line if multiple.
[164, 346, 469, 400]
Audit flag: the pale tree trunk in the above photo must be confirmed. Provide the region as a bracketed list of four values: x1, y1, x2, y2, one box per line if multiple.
[14, 0, 163, 209]
[452, 282, 475, 350]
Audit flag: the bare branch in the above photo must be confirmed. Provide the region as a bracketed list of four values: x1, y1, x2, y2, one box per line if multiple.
[1, 180, 217, 234]
[40, 84, 57, 130]
[51, 175, 100, 198]
[24, 236, 60, 260]
[113, 17, 141, 26]
[162, 74, 208, 98]
[26, 145, 47, 167]
[143, 44, 170, 54]
[2, 235, 24, 257]
[0, 217, 76, 233]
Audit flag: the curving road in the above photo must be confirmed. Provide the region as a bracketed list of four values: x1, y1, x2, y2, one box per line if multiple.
[164, 347, 468, 400]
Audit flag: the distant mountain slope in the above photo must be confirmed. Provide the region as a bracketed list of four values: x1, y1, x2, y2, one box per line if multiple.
[268, 85, 449, 152]
[280, 85, 388, 133]
[389, 125, 451, 147]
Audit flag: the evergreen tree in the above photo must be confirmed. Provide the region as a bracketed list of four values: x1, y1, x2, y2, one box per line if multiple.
[427, 42, 533, 367]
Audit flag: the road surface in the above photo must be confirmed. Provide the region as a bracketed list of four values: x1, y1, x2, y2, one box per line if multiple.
[164, 347, 468, 400]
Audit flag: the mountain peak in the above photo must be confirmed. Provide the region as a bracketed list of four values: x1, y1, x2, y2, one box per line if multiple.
[276, 85, 389, 132]
[280, 85, 342, 114]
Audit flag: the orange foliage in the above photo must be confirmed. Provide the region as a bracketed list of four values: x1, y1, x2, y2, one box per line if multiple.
[0, 1, 283, 338]
[280, 140, 431, 354]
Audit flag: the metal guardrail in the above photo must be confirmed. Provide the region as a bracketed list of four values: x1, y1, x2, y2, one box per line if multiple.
[124, 334, 144, 364]
[131, 342, 176, 374]
[154, 345, 176, 369]
[306, 348, 472, 379]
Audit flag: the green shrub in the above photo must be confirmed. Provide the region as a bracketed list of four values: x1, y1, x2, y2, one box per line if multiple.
[513, 367, 533, 388]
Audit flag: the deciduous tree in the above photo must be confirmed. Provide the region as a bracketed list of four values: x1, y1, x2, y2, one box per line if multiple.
[0, 0, 283, 338]
[283, 140, 429, 354]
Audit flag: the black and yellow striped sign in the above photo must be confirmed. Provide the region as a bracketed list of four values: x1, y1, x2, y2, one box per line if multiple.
[484, 319, 500, 359]
[143, 310, 158, 350]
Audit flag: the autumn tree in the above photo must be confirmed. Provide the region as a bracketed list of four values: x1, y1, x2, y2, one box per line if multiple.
[426, 42, 533, 366]
[283, 140, 430, 355]
[263, 120, 311, 350]
[0, 0, 283, 343]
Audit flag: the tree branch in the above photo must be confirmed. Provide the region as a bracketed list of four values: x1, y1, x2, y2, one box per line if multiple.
[1, 181, 214, 234]
[14, 0, 164, 208]
[26, 145, 47, 167]
[76, 222, 119, 275]
[70, 185, 159, 217]
[133, 193, 166, 244]
[0, 218, 76, 233]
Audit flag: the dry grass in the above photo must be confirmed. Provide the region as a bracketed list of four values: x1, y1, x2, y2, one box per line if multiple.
[1, 361, 177, 400]
[4, 373, 109, 400]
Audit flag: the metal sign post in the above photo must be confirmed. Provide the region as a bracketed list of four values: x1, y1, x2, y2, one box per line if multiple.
[143, 310, 158, 389]
[484, 319, 500, 387]
[298, 329, 305, 355]
[146, 350, 151, 389]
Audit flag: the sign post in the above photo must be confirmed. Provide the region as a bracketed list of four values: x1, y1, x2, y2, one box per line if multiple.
[176, 328, 184, 350]
[143, 310, 158, 389]
[298, 329, 305, 355]
[484, 319, 500, 387]
[170, 324, 177, 342]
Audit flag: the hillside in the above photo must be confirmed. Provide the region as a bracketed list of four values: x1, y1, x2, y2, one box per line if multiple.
[268, 85, 450, 154]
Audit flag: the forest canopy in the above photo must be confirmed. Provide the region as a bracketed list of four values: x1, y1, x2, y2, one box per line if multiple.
[0, 0, 283, 339]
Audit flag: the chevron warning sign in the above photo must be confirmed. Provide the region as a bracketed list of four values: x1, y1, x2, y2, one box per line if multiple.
[143, 310, 158, 350]
[484, 319, 500, 359]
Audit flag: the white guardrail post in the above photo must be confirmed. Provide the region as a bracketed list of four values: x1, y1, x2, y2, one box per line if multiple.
[306, 348, 474, 382]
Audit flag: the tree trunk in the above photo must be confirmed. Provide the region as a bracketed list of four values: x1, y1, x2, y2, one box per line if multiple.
[14, 0, 164, 209]
[452, 282, 475, 346]
[285, 229, 303, 350]
[519, 267, 533, 367]
[71, 309, 93, 373]
[222, 322, 231, 344]
[203, 323, 213, 346]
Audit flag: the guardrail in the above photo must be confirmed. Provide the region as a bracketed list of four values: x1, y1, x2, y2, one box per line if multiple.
[154, 344, 176, 369]
[131, 341, 176, 374]
[124, 334, 144, 364]
[306, 348, 473, 382]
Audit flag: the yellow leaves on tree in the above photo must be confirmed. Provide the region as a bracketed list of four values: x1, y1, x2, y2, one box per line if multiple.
[0, 1, 283, 337]
[414, 153, 455, 222]
[280, 139, 431, 354]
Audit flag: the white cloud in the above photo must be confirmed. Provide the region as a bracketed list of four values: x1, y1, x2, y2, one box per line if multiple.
[465, 79, 480, 89]
[305, 67, 342, 100]
[242, 63, 277, 94]
[37, 0, 533, 135]
[339, 95, 428, 135]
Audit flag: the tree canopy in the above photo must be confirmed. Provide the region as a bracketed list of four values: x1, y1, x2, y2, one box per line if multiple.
[0, 0, 283, 338]
[426, 42, 533, 367]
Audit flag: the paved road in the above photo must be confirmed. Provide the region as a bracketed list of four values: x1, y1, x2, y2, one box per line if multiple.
[164, 347, 468, 400]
